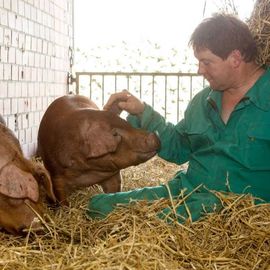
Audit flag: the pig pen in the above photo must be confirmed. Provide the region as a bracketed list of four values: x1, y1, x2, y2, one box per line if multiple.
[2, 1, 270, 268]
[0, 156, 270, 270]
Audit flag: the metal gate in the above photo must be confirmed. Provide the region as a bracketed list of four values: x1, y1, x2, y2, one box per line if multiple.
[69, 72, 205, 123]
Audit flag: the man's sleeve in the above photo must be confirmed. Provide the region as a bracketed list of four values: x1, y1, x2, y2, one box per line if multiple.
[126, 103, 191, 165]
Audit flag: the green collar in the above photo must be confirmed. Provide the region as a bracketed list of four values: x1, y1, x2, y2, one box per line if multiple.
[245, 67, 270, 111]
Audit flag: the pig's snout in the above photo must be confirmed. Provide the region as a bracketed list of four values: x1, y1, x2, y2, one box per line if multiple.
[22, 217, 44, 233]
[3, 216, 43, 235]
[134, 132, 160, 162]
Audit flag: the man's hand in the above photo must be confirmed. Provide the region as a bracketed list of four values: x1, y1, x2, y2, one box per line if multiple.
[103, 90, 145, 115]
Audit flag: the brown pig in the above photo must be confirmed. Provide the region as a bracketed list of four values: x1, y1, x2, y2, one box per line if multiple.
[0, 120, 56, 235]
[37, 95, 160, 205]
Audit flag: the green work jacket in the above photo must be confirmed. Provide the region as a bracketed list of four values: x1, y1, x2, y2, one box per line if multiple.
[127, 67, 270, 202]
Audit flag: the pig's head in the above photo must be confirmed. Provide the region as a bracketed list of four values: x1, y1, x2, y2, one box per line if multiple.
[0, 123, 56, 235]
[0, 194, 44, 235]
[77, 110, 160, 171]
[0, 160, 56, 235]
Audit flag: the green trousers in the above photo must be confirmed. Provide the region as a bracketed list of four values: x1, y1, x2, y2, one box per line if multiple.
[87, 172, 222, 223]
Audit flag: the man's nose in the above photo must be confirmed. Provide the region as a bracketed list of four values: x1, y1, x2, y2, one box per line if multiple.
[197, 62, 205, 75]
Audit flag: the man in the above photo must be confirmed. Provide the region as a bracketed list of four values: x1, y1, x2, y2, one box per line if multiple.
[87, 13, 270, 222]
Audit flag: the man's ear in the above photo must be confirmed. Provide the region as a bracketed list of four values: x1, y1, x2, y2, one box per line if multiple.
[229, 50, 243, 68]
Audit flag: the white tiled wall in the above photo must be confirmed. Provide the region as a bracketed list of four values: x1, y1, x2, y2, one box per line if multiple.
[0, 0, 73, 157]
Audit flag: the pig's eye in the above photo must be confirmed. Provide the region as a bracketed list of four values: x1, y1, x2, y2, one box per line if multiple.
[112, 129, 119, 137]
[6, 197, 24, 206]
[111, 129, 122, 143]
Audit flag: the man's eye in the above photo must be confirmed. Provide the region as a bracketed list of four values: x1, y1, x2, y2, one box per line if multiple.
[202, 61, 210, 66]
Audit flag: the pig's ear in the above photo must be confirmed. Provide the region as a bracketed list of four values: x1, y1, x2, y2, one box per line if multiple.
[82, 122, 122, 158]
[0, 164, 39, 202]
[32, 162, 57, 203]
[105, 100, 123, 115]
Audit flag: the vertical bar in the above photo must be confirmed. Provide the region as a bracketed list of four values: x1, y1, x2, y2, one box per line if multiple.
[177, 75, 180, 123]
[102, 74, 105, 106]
[139, 75, 142, 99]
[75, 73, 79, 95]
[127, 75, 130, 90]
[190, 75, 193, 100]
[164, 75, 167, 118]
[152, 75, 155, 108]
[89, 74, 92, 100]
[114, 74, 117, 93]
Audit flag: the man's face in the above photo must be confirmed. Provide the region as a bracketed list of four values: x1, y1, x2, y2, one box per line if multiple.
[194, 48, 233, 91]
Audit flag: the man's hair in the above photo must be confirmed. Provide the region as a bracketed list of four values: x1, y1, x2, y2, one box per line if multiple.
[189, 13, 257, 62]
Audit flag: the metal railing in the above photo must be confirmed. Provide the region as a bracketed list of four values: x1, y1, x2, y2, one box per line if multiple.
[72, 72, 205, 123]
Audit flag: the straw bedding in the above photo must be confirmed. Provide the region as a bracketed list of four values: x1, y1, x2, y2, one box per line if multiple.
[1, 1, 270, 269]
[1, 156, 270, 270]
[248, 0, 270, 66]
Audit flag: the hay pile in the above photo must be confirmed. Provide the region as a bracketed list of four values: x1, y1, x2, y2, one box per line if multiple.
[248, 0, 270, 66]
[0, 156, 270, 270]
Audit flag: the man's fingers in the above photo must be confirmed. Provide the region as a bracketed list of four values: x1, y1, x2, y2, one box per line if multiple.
[103, 90, 131, 110]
